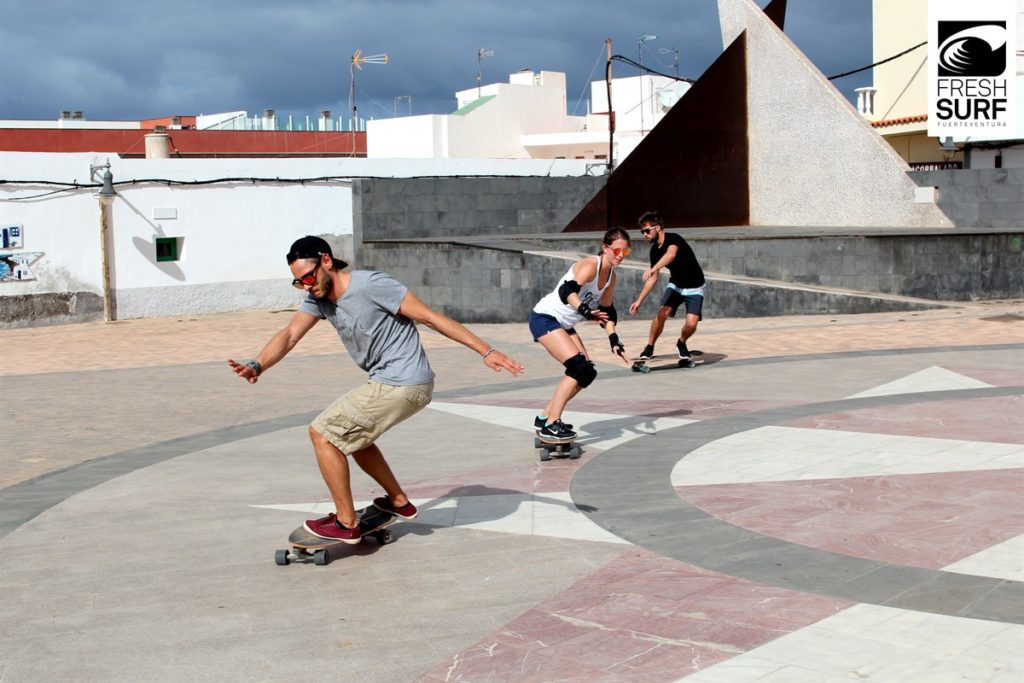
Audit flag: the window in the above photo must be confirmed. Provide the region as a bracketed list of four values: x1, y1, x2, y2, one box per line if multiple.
[155, 237, 181, 262]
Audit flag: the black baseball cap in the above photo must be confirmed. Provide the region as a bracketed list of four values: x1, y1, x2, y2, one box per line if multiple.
[286, 235, 349, 269]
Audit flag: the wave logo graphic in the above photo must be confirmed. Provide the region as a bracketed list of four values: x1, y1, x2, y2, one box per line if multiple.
[938, 21, 1007, 77]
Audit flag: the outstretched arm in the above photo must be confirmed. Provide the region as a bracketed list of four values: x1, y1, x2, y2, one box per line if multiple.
[630, 272, 659, 315]
[398, 290, 525, 375]
[642, 244, 678, 281]
[227, 311, 319, 383]
[600, 274, 628, 364]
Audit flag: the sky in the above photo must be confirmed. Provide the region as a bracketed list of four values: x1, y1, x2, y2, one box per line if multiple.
[0, 0, 874, 123]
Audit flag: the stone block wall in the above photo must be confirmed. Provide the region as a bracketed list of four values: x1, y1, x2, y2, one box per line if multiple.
[352, 176, 606, 243]
[911, 168, 1024, 229]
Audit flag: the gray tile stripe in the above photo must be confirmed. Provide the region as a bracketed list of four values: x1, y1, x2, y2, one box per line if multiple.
[434, 343, 1023, 399]
[570, 385, 1024, 624]
[0, 413, 318, 540]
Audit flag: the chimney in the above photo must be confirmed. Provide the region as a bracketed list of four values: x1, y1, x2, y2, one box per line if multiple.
[319, 110, 332, 131]
[145, 125, 171, 159]
[263, 109, 277, 130]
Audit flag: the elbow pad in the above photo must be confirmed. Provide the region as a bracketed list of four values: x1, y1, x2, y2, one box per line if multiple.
[598, 304, 618, 324]
[557, 279, 582, 304]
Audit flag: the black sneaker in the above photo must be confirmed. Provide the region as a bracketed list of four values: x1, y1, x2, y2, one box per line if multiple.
[540, 419, 576, 441]
[535, 416, 573, 432]
[639, 344, 655, 360]
[676, 340, 691, 359]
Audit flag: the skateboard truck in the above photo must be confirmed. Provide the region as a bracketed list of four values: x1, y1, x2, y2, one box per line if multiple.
[534, 436, 582, 461]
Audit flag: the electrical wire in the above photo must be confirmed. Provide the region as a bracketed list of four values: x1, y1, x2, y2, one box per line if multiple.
[826, 41, 927, 80]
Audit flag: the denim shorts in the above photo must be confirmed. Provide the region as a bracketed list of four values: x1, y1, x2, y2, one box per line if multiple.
[312, 379, 434, 454]
[528, 311, 576, 341]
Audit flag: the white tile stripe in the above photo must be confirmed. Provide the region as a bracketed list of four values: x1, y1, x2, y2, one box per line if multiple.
[253, 493, 628, 545]
[426, 401, 697, 451]
[847, 365, 993, 399]
[671, 426, 1024, 486]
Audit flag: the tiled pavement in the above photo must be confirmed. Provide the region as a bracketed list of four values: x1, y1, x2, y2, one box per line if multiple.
[1, 300, 1022, 681]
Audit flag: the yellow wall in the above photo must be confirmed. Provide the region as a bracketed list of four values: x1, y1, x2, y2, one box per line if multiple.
[872, 0, 928, 123]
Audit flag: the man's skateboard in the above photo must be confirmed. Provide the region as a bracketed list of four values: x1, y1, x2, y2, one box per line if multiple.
[630, 350, 704, 374]
[533, 434, 582, 461]
[275, 504, 399, 566]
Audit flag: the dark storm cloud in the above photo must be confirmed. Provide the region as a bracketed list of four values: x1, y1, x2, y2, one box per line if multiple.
[0, 0, 874, 122]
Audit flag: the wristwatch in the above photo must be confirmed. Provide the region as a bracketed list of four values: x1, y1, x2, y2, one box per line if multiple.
[245, 359, 263, 376]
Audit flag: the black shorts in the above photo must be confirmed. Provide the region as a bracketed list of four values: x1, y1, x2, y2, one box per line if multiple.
[660, 290, 703, 319]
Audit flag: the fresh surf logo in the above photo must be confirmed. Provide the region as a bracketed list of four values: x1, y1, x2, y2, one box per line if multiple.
[928, 1, 1017, 137]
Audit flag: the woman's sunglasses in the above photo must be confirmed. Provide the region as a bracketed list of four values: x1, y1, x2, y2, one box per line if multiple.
[607, 246, 632, 257]
[291, 262, 321, 289]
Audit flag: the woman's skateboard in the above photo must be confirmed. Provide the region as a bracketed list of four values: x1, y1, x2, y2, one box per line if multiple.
[275, 505, 399, 566]
[630, 350, 704, 374]
[533, 435, 582, 461]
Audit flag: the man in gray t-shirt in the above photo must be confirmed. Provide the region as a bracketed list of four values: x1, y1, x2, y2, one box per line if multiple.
[229, 236, 523, 544]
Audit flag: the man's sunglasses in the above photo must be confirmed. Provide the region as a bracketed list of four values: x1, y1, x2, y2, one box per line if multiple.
[607, 246, 632, 257]
[640, 227, 657, 235]
[291, 261, 321, 289]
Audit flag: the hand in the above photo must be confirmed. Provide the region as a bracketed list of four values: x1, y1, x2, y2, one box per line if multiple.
[227, 359, 260, 384]
[642, 268, 657, 282]
[577, 301, 609, 324]
[608, 334, 628, 365]
[629, 300, 641, 316]
[482, 349, 525, 376]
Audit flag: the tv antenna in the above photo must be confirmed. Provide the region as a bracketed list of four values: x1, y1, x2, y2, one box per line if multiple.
[350, 49, 389, 127]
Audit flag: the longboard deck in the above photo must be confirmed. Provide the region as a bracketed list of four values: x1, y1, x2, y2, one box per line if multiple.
[287, 505, 397, 550]
[628, 350, 704, 364]
[630, 350, 704, 373]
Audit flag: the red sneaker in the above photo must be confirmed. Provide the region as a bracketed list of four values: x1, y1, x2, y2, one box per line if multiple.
[303, 513, 362, 543]
[372, 497, 418, 520]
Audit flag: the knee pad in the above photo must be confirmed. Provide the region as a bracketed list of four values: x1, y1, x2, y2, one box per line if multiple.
[563, 353, 597, 388]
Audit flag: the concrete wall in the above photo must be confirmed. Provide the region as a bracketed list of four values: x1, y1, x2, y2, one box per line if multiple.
[912, 168, 1024, 229]
[361, 238, 968, 325]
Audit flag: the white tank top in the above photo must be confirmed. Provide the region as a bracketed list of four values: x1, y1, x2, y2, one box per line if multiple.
[533, 255, 613, 328]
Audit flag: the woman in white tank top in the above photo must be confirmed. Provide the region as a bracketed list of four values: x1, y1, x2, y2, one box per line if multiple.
[527, 227, 632, 441]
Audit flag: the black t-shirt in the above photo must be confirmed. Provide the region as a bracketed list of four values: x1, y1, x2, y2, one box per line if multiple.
[650, 232, 705, 289]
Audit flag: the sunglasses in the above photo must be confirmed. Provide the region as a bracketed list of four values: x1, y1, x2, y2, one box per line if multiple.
[291, 261, 321, 289]
[640, 227, 657, 235]
[607, 246, 632, 257]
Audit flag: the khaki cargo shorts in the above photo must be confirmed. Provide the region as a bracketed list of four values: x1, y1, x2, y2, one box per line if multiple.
[312, 379, 434, 454]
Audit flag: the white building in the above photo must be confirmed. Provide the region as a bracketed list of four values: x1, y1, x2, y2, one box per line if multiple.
[367, 69, 689, 165]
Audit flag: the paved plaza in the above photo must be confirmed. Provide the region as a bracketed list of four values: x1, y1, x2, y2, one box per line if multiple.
[1, 300, 1022, 681]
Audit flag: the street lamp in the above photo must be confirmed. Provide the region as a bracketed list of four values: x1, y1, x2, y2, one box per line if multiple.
[90, 159, 117, 321]
[638, 34, 656, 134]
[393, 95, 412, 117]
[477, 48, 494, 99]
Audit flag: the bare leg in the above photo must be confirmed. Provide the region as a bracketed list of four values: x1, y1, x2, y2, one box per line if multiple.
[679, 312, 699, 344]
[352, 443, 409, 507]
[539, 330, 586, 421]
[308, 425, 358, 528]
[647, 306, 672, 346]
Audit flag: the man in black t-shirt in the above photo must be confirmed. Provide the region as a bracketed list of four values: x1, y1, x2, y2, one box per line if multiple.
[628, 211, 706, 360]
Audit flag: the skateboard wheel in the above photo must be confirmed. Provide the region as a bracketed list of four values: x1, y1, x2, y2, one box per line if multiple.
[538, 448, 551, 462]
[313, 549, 330, 566]
[533, 437, 542, 448]
[274, 549, 290, 566]
[569, 445, 582, 459]
[375, 529, 394, 545]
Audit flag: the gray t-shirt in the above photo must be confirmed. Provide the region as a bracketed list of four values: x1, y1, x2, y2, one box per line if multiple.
[298, 270, 434, 386]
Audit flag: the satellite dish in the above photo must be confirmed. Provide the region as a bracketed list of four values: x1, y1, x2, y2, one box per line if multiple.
[657, 82, 689, 111]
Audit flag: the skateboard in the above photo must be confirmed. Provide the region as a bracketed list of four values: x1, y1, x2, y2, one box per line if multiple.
[630, 350, 704, 374]
[275, 504, 399, 566]
[533, 434, 582, 461]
